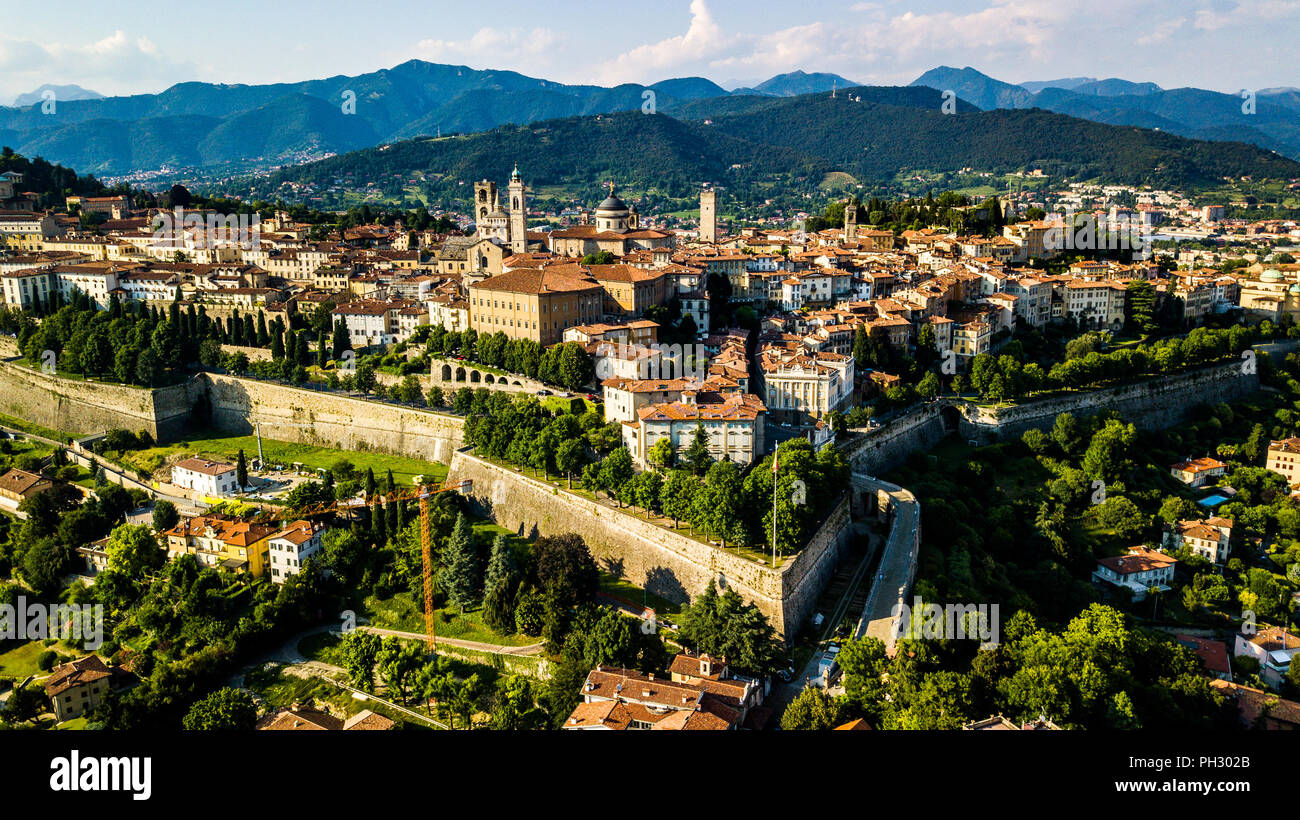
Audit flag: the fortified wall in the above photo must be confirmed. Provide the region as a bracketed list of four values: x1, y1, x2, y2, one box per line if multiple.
[0, 360, 195, 440]
[848, 360, 1260, 474]
[845, 402, 947, 475]
[956, 360, 1260, 443]
[445, 449, 854, 639]
[201, 374, 465, 464]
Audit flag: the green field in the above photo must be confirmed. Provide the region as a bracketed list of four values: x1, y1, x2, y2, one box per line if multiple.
[0, 640, 86, 679]
[116, 430, 449, 487]
[362, 591, 537, 648]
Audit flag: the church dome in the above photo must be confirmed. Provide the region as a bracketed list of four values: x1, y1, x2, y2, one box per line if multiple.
[596, 194, 628, 214]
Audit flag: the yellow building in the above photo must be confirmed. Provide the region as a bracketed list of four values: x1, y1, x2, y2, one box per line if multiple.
[161, 514, 277, 578]
[469, 265, 604, 346]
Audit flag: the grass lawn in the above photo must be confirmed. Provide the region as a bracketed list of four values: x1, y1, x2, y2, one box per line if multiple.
[117, 429, 449, 487]
[0, 641, 47, 678]
[0, 640, 86, 678]
[597, 572, 685, 621]
[0, 411, 68, 443]
[297, 631, 345, 666]
[55, 717, 89, 730]
[363, 591, 537, 647]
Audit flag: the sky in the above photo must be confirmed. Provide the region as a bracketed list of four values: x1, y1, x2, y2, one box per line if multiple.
[0, 0, 1296, 102]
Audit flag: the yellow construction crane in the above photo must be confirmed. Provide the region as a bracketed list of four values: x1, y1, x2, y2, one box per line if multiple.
[251, 478, 472, 652]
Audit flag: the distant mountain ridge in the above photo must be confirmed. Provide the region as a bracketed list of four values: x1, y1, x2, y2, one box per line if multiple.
[0, 61, 856, 176]
[5, 59, 1297, 177]
[248, 87, 1300, 209]
[911, 65, 1300, 160]
[11, 84, 103, 107]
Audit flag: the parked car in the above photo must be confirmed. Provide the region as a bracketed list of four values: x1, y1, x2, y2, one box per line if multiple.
[536, 389, 552, 396]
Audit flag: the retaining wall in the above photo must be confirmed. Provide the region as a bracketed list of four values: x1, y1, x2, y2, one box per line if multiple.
[445, 449, 854, 639]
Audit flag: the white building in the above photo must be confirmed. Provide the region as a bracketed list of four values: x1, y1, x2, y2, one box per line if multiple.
[171, 457, 239, 497]
[267, 520, 326, 584]
[1092, 547, 1177, 601]
[1163, 517, 1233, 564]
[622, 393, 767, 468]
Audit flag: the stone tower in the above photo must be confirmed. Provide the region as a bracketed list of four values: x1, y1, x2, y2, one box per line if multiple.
[473, 180, 498, 239]
[699, 187, 717, 243]
[508, 164, 527, 254]
[844, 202, 858, 243]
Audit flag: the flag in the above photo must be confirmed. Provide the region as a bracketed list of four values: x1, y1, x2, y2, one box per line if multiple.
[772, 452, 778, 474]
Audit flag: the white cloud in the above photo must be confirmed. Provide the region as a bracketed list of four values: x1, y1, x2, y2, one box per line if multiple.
[595, 0, 731, 84]
[1194, 0, 1300, 30]
[412, 27, 564, 75]
[0, 30, 196, 102]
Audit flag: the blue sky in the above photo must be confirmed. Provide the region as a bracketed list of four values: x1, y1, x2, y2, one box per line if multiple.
[0, 0, 1296, 101]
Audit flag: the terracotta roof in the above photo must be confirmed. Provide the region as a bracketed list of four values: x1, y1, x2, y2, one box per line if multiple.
[1096, 546, 1177, 575]
[44, 655, 113, 698]
[0, 468, 52, 498]
[173, 458, 236, 477]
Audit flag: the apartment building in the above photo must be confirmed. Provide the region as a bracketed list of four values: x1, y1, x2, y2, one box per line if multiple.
[757, 348, 854, 421]
[1266, 438, 1300, 486]
[622, 393, 767, 468]
[267, 520, 327, 584]
[1092, 546, 1177, 601]
[1164, 516, 1233, 564]
[468, 266, 604, 346]
[161, 514, 277, 577]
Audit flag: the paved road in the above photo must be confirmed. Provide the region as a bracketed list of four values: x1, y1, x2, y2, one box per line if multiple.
[360, 625, 546, 657]
[852, 473, 920, 653]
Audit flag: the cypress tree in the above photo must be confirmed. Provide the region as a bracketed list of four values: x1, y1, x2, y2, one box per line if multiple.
[483, 534, 519, 634]
[439, 513, 479, 613]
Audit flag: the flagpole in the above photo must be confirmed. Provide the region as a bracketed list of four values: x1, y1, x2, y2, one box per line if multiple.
[772, 452, 777, 569]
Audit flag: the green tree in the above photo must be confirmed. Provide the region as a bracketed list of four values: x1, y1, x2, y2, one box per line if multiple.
[151, 500, 179, 532]
[781, 686, 848, 730]
[483, 534, 521, 635]
[182, 688, 257, 731]
[439, 513, 480, 612]
[338, 630, 383, 690]
[556, 439, 586, 490]
[683, 423, 713, 476]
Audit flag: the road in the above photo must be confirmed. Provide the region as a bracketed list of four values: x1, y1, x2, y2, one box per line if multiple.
[766, 525, 879, 716]
[358, 625, 545, 656]
[852, 473, 920, 653]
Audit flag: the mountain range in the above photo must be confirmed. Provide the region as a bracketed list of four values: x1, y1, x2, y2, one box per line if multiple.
[912, 66, 1300, 160]
[2, 59, 1296, 186]
[0, 62, 852, 176]
[240, 86, 1299, 210]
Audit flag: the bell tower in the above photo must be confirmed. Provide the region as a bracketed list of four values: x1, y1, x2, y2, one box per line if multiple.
[508, 164, 527, 254]
[844, 201, 858, 243]
[474, 180, 498, 239]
